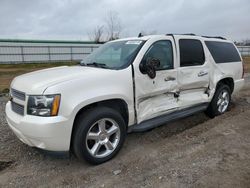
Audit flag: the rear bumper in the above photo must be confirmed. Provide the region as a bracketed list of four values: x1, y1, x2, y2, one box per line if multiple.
[5, 101, 72, 151]
[234, 79, 245, 93]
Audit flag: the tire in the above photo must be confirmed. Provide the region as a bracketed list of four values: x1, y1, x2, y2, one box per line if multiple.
[206, 84, 231, 118]
[72, 107, 126, 165]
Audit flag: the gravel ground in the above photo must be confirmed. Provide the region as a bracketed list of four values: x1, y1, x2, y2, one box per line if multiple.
[0, 76, 250, 188]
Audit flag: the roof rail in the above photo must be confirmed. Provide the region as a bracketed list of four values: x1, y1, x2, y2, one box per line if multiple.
[201, 36, 227, 40]
[166, 33, 226, 40]
[166, 33, 196, 36]
[183, 33, 196, 36]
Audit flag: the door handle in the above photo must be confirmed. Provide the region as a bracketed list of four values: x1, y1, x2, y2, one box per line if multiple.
[198, 70, 208, 77]
[164, 76, 176, 81]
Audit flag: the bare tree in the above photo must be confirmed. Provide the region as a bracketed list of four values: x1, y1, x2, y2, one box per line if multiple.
[235, 39, 250, 46]
[105, 11, 122, 41]
[88, 25, 104, 43]
[88, 11, 122, 42]
[243, 39, 250, 46]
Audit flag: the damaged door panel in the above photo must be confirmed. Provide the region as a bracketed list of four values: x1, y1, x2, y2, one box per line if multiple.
[136, 70, 179, 123]
[175, 37, 210, 108]
[177, 65, 210, 107]
[134, 38, 179, 123]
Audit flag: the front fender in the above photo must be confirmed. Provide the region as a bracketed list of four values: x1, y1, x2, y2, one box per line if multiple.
[71, 94, 135, 125]
[43, 66, 134, 129]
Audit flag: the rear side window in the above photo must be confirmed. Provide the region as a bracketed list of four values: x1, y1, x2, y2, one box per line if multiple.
[205, 41, 241, 63]
[179, 39, 205, 67]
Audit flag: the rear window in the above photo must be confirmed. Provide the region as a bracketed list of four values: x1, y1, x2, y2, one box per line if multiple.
[179, 39, 205, 67]
[205, 41, 241, 63]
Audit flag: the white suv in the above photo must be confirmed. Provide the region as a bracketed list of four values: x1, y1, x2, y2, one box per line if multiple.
[5, 34, 245, 164]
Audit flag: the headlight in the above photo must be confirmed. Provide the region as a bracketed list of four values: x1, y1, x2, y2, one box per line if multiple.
[27, 95, 61, 116]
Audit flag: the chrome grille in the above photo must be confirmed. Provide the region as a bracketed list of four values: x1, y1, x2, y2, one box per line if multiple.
[11, 88, 26, 101]
[11, 101, 24, 116]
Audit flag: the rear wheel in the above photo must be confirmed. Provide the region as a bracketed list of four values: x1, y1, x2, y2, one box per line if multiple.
[206, 84, 231, 118]
[72, 107, 126, 164]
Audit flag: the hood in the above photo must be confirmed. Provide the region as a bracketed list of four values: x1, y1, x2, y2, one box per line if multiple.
[11, 66, 110, 94]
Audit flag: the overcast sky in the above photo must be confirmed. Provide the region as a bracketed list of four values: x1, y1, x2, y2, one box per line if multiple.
[0, 0, 249, 41]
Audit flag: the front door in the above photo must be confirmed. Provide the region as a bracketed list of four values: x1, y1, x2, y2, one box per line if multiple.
[134, 37, 179, 123]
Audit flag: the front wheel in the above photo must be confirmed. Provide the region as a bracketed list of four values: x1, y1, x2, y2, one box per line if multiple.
[206, 84, 231, 118]
[72, 107, 126, 164]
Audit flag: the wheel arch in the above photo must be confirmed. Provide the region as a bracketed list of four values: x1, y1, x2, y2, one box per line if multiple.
[216, 77, 234, 94]
[70, 98, 129, 151]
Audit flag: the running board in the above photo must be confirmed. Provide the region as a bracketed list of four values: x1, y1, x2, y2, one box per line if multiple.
[128, 103, 208, 133]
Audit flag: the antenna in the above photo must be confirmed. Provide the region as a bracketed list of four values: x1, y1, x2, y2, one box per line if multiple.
[138, 33, 143, 37]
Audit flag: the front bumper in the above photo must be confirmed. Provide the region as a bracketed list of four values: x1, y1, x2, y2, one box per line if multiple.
[5, 101, 72, 151]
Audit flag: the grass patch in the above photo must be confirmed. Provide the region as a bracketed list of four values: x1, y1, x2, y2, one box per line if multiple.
[0, 61, 78, 69]
[0, 62, 78, 93]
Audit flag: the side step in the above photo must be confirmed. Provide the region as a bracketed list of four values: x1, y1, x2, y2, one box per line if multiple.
[128, 103, 208, 133]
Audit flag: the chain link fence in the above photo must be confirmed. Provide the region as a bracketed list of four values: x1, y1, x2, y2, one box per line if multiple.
[237, 46, 250, 56]
[0, 40, 101, 64]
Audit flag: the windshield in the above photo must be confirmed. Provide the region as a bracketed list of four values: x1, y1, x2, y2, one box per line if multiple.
[81, 40, 144, 69]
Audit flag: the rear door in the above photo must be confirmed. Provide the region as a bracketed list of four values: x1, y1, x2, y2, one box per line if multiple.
[175, 37, 210, 108]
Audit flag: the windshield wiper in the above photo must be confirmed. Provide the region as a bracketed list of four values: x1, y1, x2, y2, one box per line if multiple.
[86, 62, 109, 68]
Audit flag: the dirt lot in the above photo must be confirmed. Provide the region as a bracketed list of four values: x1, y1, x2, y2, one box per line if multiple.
[0, 76, 250, 188]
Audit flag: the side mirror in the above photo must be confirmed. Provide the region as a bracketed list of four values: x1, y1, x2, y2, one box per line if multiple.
[140, 57, 160, 79]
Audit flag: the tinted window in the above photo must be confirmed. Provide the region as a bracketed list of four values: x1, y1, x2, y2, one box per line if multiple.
[143, 40, 173, 70]
[205, 41, 241, 63]
[179, 39, 205, 67]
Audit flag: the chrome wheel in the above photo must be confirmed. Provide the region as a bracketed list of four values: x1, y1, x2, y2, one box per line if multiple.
[86, 118, 120, 158]
[217, 89, 229, 113]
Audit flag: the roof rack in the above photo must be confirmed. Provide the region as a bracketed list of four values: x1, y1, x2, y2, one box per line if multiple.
[166, 33, 226, 40]
[166, 33, 196, 36]
[201, 36, 226, 40]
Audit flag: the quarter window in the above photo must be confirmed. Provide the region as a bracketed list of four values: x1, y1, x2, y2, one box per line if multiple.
[179, 39, 205, 67]
[142, 40, 173, 70]
[205, 41, 241, 63]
